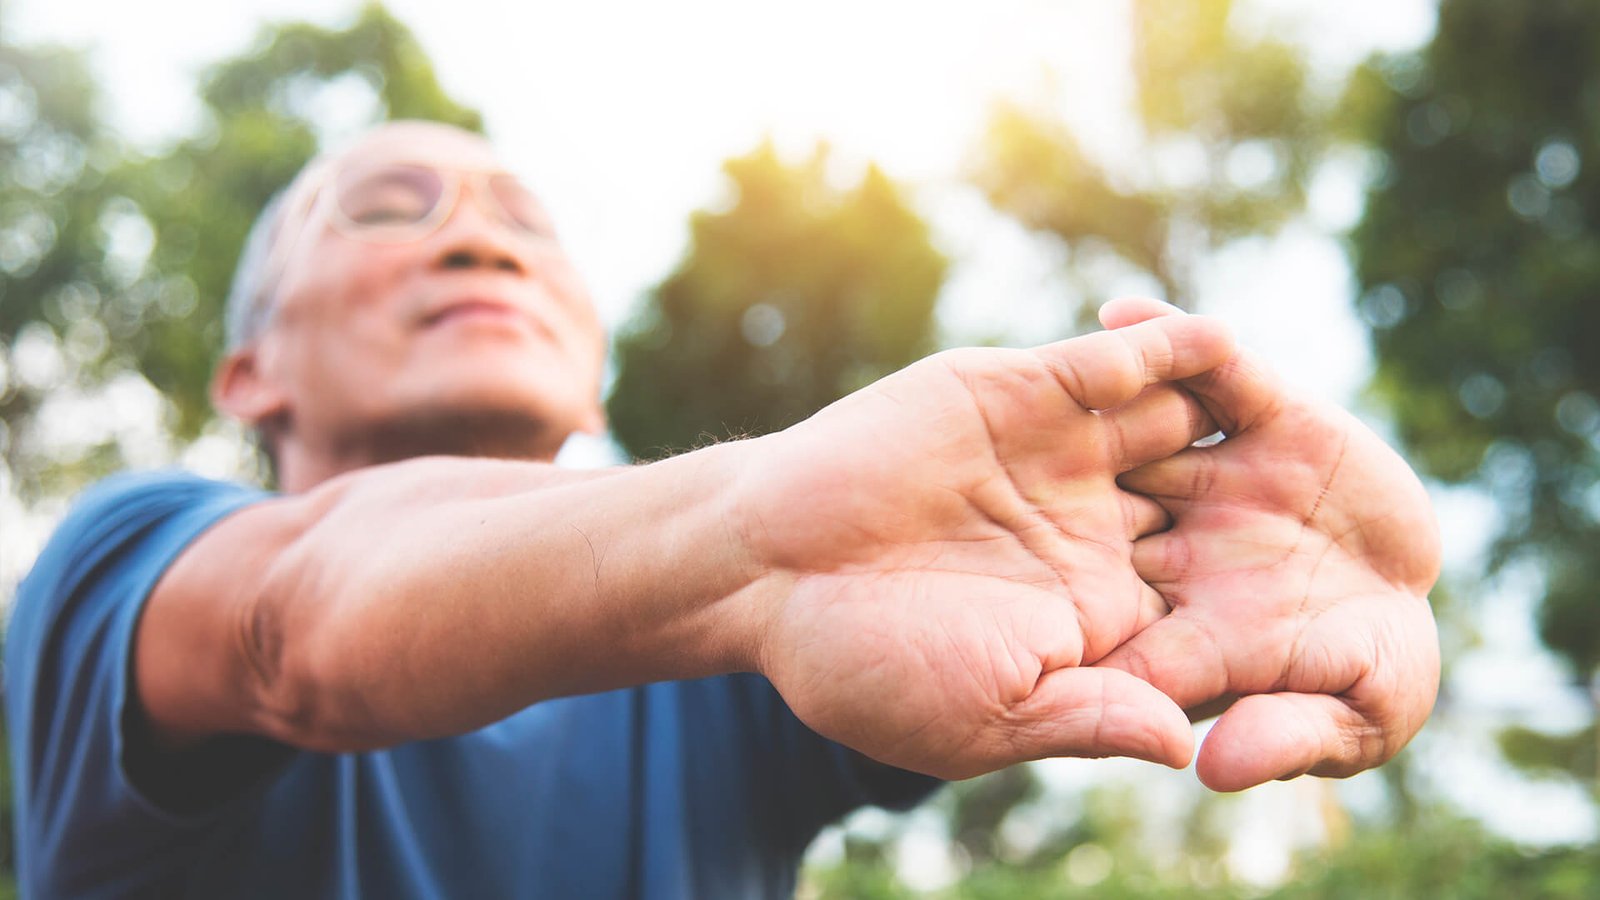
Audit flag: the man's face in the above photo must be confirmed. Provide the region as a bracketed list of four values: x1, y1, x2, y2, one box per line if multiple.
[247, 122, 606, 462]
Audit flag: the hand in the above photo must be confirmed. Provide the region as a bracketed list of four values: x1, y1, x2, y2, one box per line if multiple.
[735, 313, 1235, 780]
[1097, 298, 1442, 792]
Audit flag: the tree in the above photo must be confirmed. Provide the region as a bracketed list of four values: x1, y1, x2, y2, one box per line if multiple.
[972, 0, 1331, 317]
[1350, 0, 1600, 783]
[0, 41, 122, 495]
[1, 3, 481, 499]
[122, 2, 481, 441]
[607, 141, 947, 458]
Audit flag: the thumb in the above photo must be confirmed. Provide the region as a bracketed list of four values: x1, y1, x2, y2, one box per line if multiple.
[996, 666, 1195, 772]
[1099, 298, 1283, 435]
[1195, 692, 1374, 792]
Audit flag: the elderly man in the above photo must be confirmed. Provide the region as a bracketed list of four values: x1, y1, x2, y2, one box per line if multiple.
[6, 121, 1441, 898]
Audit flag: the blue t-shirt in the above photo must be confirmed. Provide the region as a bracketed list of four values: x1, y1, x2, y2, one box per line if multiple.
[6, 470, 939, 899]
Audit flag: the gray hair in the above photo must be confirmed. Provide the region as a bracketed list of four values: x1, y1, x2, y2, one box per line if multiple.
[224, 190, 293, 349]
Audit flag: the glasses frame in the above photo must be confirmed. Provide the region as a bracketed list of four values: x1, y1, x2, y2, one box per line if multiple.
[323, 162, 557, 244]
[248, 160, 555, 339]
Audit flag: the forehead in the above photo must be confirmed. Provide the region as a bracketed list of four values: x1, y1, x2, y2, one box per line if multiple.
[331, 122, 505, 172]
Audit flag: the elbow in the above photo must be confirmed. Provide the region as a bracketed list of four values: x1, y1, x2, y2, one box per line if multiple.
[236, 554, 402, 754]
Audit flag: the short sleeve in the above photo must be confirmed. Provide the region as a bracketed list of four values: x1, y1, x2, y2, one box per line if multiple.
[4, 470, 268, 898]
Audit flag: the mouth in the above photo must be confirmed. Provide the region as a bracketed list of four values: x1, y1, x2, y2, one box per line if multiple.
[421, 298, 536, 330]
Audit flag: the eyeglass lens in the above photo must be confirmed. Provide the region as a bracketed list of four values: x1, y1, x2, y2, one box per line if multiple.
[334, 164, 552, 236]
[336, 164, 444, 227]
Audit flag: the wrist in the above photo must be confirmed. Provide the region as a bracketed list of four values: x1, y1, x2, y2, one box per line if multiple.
[699, 436, 793, 679]
[624, 437, 787, 680]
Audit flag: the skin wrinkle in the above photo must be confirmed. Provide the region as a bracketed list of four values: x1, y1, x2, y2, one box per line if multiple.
[953, 363, 1099, 644]
[965, 480, 1095, 648]
[236, 582, 285, 698]
[1189, 615, 1236, 699]
[1188, 451, 1220, 507]
[1102, 406, 1138, 474]
[1329, 506, 1434, 593]
[1335, 626, 1399, 763]
[1281, 429, 1350, 561]
[1089, 675, 1113, 759]
[1191, 356, 1286, 435]
[1121, 491, 1173, 541]
[1280, 534, 1334, 625]
[1180, 387, 1207, 454]
[1037, 346, 1094, 409]
[1135, 529, 1194, 597]
[1078, 328, 1170, 410]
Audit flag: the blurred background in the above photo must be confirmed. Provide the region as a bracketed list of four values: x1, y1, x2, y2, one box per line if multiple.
[2, 0, 1598, 895]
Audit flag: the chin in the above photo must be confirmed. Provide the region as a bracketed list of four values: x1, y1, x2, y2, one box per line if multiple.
[392, 355, 596, 438]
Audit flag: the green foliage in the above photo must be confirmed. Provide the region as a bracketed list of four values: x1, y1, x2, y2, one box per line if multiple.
[606, 141, 947, 458]
[120, 2, 482, 440]
[1351, 0, 1600, 679]
[804, 807, 1600, 898]
[0, 3, 481, 499]
[973, 0, 1330, 313]
[0, 42, 118, 454]
[1498, 723, 1596, 783]
[1275, 819, 1600, 900]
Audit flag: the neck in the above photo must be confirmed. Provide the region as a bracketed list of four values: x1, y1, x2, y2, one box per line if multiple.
[274, 410, 569, 492]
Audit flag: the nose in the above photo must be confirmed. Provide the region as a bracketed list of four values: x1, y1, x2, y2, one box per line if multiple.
[428, 181, 529, 276]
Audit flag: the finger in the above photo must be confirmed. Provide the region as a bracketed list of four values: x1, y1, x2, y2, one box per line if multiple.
[1128, 531, 1192, 586]
[1132, 516, 1303, 587]
[1195, 692, 1375, 792]
[1031, 314, 1235, 412]
[1098, 296, 1185, 330]
[1097, 299, 1289, 437]
[1117, 446, 1219, 507]
[1001, 666, 1194, 769]
[1124, 490, 1172, 538]
[1097, 615, 1231, 711]
[1133, 582, 1172, 633]
[1100, 384, 1219, 472]
[1178, 349, 1289, 435]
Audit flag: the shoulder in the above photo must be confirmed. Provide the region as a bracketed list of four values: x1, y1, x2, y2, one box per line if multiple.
[61, 468, 262, 532]
[9, 469, 269, 644]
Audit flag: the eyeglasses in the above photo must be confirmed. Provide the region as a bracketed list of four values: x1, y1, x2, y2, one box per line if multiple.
[323, 162, 557, 243]
[244, 161, 557, 339]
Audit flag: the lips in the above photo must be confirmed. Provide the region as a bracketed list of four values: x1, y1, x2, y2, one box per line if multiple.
[421, 297, 532, 329]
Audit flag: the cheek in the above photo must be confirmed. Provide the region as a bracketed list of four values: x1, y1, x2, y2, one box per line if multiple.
[541, 268, 607, 379]
[290, 246, 417, 366]
[300, 243, 417, 323]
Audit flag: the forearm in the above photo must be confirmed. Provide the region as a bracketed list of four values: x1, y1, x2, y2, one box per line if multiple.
[246, 445, 768, 750]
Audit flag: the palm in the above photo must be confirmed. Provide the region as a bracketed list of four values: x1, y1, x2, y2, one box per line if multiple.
[1099, 302, 1441, 791]
[739, 316, 1234, 779]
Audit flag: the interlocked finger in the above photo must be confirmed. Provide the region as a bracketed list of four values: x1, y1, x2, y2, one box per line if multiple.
[1100, 384, 1218, 473]
[1030, 315, 1235, 412]
[1124, 491, 1172, 539]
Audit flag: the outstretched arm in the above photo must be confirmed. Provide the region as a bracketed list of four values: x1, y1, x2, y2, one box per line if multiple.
[1096, 298, 1442, 792]
[140, 312, 1236, 780]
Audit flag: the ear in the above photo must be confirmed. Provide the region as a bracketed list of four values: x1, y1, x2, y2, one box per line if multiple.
[211, 345, 289, 427]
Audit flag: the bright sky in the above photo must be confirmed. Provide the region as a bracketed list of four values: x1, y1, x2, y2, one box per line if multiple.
[8, 0, 1434, 349]
[12, 0, 1589, 872]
